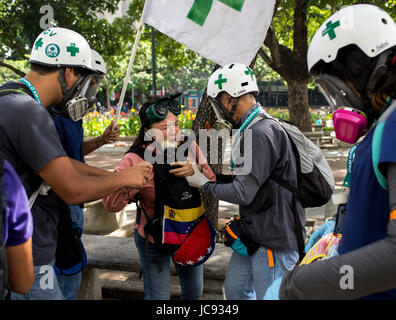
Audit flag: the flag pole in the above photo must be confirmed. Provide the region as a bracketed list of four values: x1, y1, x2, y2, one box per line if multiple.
[113, 16, 145, 128]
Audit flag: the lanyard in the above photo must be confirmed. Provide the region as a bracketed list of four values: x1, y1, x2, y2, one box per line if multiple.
[342, 144, 358, 188]
[19, 78, 41, 104]
[231, 106, 263, 171]
[232, 106, 263, 147]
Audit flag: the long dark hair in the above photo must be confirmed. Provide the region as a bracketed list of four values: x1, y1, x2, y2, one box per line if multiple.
[130, 100, 156, 150]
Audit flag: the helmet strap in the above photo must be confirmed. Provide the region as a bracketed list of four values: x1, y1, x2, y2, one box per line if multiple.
[58, 68, 69, 98]
[214, 96, 239, 128]
[366, 51, 392, 96]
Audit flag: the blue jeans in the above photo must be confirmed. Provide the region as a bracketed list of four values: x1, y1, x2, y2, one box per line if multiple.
[224, 247, 298, 300]
[69, 204, 84, 231]
[55, 204, 84, 300]
[10, 259, 64, 300]
[134, 230, 203, 300]
[56, 272, 82, 300]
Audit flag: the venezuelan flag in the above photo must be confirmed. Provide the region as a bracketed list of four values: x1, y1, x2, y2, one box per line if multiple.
[162, 202, 205, 245]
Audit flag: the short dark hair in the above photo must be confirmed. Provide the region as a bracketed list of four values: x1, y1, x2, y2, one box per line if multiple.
[30, 63, 58, 75]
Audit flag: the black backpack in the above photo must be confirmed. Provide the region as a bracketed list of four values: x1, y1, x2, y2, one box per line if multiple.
[127, 142, 204, 253]
[0, 156, 8, 299]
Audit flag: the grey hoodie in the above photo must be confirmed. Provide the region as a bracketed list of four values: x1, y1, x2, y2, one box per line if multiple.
[203, 103, 305, 251]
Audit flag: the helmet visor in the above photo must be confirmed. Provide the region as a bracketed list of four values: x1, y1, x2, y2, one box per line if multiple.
[82, 74, 103, 111]
[314, 74, 363, 111]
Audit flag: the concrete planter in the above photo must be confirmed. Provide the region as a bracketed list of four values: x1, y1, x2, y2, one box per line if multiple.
[116, 136, 136, 142]
[84, 200, 129, 235]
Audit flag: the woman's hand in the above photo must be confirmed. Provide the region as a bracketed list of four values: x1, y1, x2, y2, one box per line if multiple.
[169, 161, 201, 177]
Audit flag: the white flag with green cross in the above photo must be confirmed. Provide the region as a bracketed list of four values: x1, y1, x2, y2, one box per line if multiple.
[141, 0, 276, 66]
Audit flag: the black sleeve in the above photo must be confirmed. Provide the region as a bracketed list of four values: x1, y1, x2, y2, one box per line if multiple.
[387, 163, 396, 211]
[278, 162, 396, 300]
[215, 174, 235, 184]
[279, 220, 396, 299]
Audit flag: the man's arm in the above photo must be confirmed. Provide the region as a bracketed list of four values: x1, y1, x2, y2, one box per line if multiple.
[279, 221, 396, 299]
[39, 156, 152, 205]
[70, 158, 111, 177]
[202, 173, 261, 206]
[82, 136, 104, 156]
[6, 238, 34, 294]
[82, 121, 120, 156]
[3, 161, 34, 294]
[279, 162, 396, 300]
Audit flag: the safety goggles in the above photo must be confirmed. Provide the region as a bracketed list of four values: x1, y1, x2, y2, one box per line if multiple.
[314, 73, 363, 111]
[146, 99, 182, 124]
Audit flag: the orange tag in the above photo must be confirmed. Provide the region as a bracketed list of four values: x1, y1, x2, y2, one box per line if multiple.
[267, 249, 274, 268]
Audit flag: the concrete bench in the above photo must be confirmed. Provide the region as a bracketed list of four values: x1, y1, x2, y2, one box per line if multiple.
[78, 234, 232, 300]
[303, 131, 323, 146]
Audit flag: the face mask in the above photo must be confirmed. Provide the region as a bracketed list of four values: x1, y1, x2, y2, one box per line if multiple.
[315, 74, 368, 144]
[52, 70, 101, 121]
[333, 107, 367, 144]
[144, 128, 181, 151]
[66, 74, 102, 121]
[209, 98, 237, 135]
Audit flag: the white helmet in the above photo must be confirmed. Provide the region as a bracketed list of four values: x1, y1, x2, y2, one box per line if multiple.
[90, 49, 107, 75]
[308, 4, 396, 75]
[67, 49, 107, 121]
[29, 27, 95, 72]
[207, 63, 259, 98]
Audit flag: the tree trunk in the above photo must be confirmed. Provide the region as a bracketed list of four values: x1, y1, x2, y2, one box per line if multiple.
[260, 0, 312, 132]
[192, 90, 223, 230]
[192, 57, 257, 230]
[287, 78, 312, 132]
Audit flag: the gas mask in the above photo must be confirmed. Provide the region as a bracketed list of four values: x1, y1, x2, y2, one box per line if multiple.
[315, 73, 368, 144]
[51, 69, 102, 121]
[209, 97, 238, 135]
